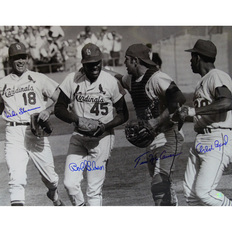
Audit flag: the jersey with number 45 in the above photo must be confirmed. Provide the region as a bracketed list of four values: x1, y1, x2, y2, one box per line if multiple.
[59, 70, 126, 124]
[0, 70, 58, 123]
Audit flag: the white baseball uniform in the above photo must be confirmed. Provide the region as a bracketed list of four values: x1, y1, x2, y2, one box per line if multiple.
[59, 70, 125, 206]
[0, 70, 59, 205]
[183, 68, 232, 206]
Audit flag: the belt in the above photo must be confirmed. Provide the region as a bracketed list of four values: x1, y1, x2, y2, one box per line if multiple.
[8, 122, 30, 126]
[196, 128, 232, 134]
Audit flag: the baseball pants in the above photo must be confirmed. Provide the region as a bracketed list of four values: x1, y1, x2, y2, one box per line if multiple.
[5, 125, 59, 205]
[147, 125, 184, 177]
[183, 129, 232, 206]
[147, 125, 184, 204]
[63, 132, 115, 206]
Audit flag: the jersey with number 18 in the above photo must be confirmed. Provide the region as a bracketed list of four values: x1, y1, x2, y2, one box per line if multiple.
[0, 70, 58, 123]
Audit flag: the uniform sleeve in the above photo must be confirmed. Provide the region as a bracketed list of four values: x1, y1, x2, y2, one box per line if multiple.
[122, 74, 131, 91]
[111, 79, 127, 104]
[41, 74, 59, 98]
[59, 73, 75, 99]
[148, 72, 173, 98]
[209, 71, 232, 97]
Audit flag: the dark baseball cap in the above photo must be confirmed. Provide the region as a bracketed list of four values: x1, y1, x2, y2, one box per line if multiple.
[8, 42, 27, 57]
[81, 43, 102, 64]
[185, 39, 217, 58]
[126, 44, 156, 66]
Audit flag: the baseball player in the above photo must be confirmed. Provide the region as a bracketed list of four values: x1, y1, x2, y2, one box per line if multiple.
[181, 39, 232, 206]
[120, 44, 186, 206]
[0, 42, 64, 206]
[54, 43, 128, 206]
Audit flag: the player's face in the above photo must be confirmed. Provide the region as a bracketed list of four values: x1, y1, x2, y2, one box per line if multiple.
[190, 53, 200, 74]
[124, 56, 136, 76]
[10, 54, 28, 76]
[83, 60, 102, 83]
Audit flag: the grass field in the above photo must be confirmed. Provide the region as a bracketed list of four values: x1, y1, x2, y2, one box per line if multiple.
[0, 70, 231, 206]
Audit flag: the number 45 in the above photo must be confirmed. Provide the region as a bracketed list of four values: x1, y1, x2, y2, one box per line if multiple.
[90, 102, 108, 116]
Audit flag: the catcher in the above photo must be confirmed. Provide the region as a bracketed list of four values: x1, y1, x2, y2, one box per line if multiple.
[120, 44, 186, 206]
[54, 43, 128, 206]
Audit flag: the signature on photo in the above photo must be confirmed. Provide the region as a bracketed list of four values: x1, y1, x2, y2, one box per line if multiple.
[4, 107, 41, 118]
[196, 135, 228, 153]
[134, 150, 182, 168]
[69, 160, 104, 172]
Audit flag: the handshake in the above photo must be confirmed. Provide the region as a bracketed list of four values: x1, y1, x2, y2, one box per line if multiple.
[171, 105, 196, 123]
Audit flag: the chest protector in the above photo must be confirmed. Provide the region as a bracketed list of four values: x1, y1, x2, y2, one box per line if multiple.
[130, 68, 159, 120]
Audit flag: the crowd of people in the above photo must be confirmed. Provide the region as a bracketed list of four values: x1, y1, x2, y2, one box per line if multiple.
[0, 26, 123, 78]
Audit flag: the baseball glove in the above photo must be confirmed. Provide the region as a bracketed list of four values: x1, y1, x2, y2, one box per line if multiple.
[125, 120, 157, 148]
[77, 117, 105, 137]
[30, 113, 53, 137]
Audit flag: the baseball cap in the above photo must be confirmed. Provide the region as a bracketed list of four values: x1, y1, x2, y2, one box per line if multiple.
[126, 44, 156, 66]
[185, 39, 217, 58]
[8, 42, 27, 57]
[81, 43, 102, 64]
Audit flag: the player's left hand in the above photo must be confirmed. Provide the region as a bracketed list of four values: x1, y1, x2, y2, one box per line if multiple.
[38, 110, 50, 122]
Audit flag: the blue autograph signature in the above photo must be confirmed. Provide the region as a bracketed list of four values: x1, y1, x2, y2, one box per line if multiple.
[134, 150, 182, 168]
[196, 135, 228, 153]
[4, 107, 41, 118]
[69, 161, 104, 172]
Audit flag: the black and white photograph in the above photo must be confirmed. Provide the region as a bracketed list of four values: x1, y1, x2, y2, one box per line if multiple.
[0, 1, 231, 231]
[0, 25, 232, 207]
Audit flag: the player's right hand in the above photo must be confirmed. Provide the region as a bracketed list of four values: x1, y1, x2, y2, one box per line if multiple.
[172, 105, 195, 122]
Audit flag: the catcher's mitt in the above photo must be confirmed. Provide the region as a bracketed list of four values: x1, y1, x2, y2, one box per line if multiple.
[77, 117, 105, 137]
[125, 120, 157, 148]
[30, 113, 53, 137]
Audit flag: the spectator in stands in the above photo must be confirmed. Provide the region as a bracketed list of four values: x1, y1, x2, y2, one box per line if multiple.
[84, 26, 98, 44]
[63, 39, 77, 72]
[76, 32, 86, 71]
[26, 27, 38, 64]
[146, 43, 162, 70]
[99, 26, 112, 67]
[76, 32, 86, 58]
[110, 31, 122, 66]
[14, 27, 26, 44]
[146, 43, 153, 59]
[152, 52, 162, 69]
[49, 26, 65, 51]
[0, 36, 8, 77]
[47, 37, 63, 72]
